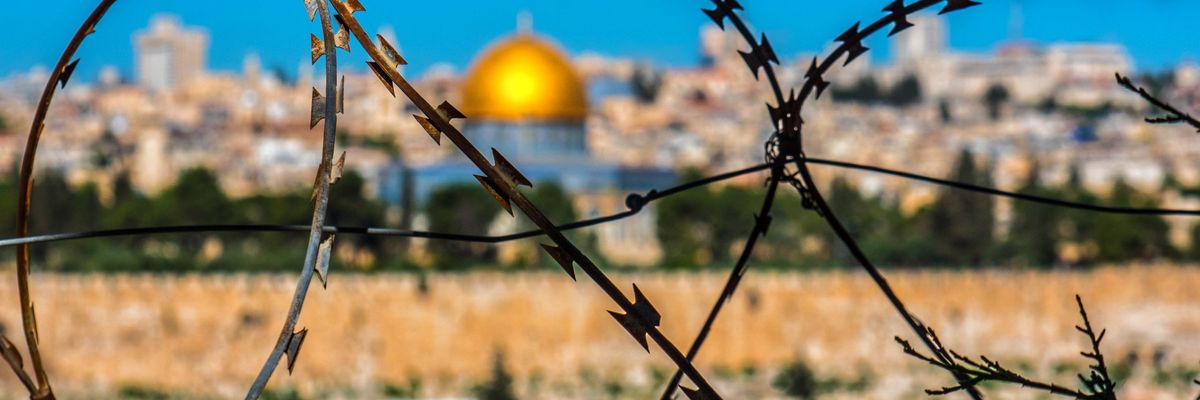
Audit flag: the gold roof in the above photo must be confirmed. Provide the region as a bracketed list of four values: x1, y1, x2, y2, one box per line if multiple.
[461, 34, 588, 121]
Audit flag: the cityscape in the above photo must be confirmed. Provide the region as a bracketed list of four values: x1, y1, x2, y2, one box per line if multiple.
[3, 12, 1199, 266]
[1, 4, 1199, 399]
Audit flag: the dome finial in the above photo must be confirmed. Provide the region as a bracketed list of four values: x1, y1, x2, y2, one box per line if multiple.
[517, 10, 533, 35]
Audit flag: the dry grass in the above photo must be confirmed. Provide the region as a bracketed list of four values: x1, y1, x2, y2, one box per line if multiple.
[0, 265, 1196, 398]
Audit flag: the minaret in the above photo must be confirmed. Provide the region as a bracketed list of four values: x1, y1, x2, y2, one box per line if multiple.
[1009, 0, 1024, 41]
[517, 10, 533, 35]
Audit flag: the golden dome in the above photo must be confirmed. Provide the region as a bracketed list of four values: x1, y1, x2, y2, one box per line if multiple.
[461, 34, 588, 121]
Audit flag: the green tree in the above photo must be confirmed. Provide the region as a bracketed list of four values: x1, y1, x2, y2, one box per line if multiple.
[327, 170, 389, 259]
[1092, 179, 1172, 262]
[515, 182, 588, 268]
[473, 351, 517, 400]
[656, 170, 763, 267]
[888, 74, 922, 107]
[772, 359, 818, 399]
[424, 183, 501, 268]
[631, 64, 662, 104]
[921, 149, 996, 266]
[1004, 162, 1061, 266]
[983, 83, 1010, 120]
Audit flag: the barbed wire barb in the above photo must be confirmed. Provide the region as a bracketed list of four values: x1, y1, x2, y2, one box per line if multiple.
[328, 0, 723, 396]
[243, 0, 343, 397]
[12, 1, 119, 398]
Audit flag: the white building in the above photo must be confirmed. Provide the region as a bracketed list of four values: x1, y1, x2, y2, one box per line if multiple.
[134, 15, 208, 91]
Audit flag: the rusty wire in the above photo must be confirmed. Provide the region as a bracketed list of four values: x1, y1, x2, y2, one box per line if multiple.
[2, 157, 1198, 251]
[328, 0, 722, 397]
[11, 1, 118, 398]
[7, 0, 1197, 399]
[661, 1, 990, 399]
[243, 0, 345, 398]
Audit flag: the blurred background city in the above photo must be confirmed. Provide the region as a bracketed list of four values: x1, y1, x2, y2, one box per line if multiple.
[1, 1, 1198, 398]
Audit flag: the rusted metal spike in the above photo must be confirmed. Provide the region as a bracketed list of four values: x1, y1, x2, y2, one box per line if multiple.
[681, 386, 719, 400]
[738, 34, 777, 80]
[883, 0, 914, 36]
[754, 213, 773, 236]
[805, 58, 830, 99]
[0, 335, 33, 393]
[437, 101, 466, 120]
[491, 148, 532, 188]
[377, 34, 408, 68]
[366, 61, 395, 96]
[836, 22, 869, 66]
[475, 175, 514, 216]
[940, 0, 982, 14]
[413, 115, 441, 144]
[315, 234, 335, 288]
[631, 284, 662, 327]
[310, 88, 326, 129]
[336, 75, 345, 114]
[608, 310, 650, 352]
[59, 58, 80, 89]
[343, 0, 366, 13]
[540, 244, 576, 280]
[702, 0, 743, 29]
[0, 336, 23, 370]
[310, 34, 324, 64]
[330, 151, 346, 185]
[30, 303, 39, 344]
[767, 91, 803, 132]
[304, 0, 319, 21]
[310, 159, 328, 202]
[334, 29, 351, 52]
[284, 327, 308, 374]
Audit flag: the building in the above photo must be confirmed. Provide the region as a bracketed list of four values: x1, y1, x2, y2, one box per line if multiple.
[134, 15, 208, 91]
[388, 24, 675, 266]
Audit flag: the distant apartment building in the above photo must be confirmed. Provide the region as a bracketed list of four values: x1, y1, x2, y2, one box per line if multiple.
[891, 14, 1132, 105]
[134, 15, 208, 91]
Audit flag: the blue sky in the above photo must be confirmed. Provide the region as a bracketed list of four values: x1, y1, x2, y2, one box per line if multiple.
[4, 0, 1197, 83]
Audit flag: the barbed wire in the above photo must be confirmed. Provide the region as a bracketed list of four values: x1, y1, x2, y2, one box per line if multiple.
[3, 157, 1194, 250]
[9, 1, 118, 398]
[664, 1, 991, 399]
[328, 1, 724, 397]
[244, 0, 345, 397]
[7, 0, 1197, 399]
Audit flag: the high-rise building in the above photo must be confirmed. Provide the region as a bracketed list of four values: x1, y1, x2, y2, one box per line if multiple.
[894, 14, 946, 67]
[133, 15, 208, 91]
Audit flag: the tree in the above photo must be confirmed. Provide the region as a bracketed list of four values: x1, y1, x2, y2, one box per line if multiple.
[631, 64, 662, 104]
[1004, 161, 1061, 266]
[921, 149, 996, 266]
[424, 183, 501, 268]
[514, 182, 587, 268]
[473, 351, 517, 400]
[938, 99, 953, 123]
[888, 74, 922, 107]
[772, 359, 818, 399]
[328, 170, 388, 252]
[1092, 179, 1172, 262]
[983, 83, 1010, 120]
